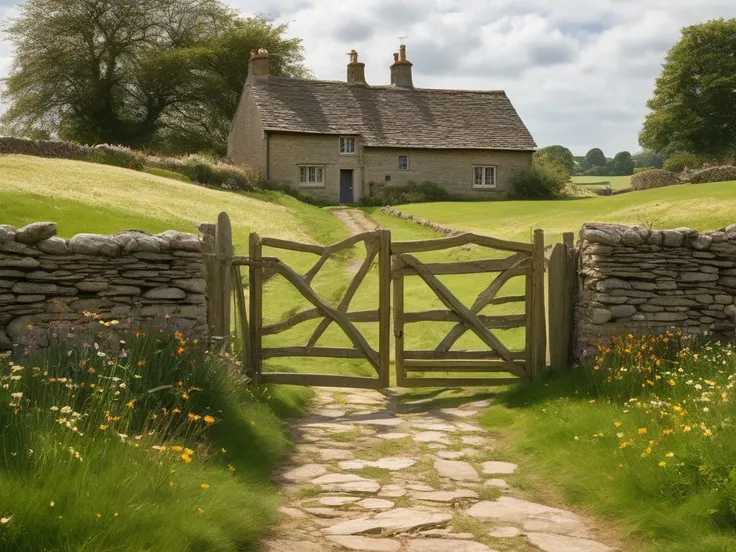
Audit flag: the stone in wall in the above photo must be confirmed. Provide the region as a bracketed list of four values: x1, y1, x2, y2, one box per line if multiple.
[574, 222, 736, 360]
[0, 222, 208, 351]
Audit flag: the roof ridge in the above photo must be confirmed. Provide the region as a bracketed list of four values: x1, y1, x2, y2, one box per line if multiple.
[259, 76, 507, 95]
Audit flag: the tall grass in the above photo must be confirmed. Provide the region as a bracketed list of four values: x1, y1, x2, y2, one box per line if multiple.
[488, 333, 736, 552]
[0, 325, 310, 551]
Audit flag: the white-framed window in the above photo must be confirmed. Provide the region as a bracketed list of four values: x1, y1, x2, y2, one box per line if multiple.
[339, 136, 356, 154]
[298, 165, 325, 187]
[398, 155, 409, 170]
[472, 166, 496, 189]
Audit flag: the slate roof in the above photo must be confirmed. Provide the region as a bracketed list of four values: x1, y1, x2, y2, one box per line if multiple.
[249, 77, 536, 151]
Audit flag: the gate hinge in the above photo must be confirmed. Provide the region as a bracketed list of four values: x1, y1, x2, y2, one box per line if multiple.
[393, 329, 403, 339]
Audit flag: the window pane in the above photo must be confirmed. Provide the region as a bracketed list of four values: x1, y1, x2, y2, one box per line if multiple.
[474, 167, 483, 186]
[316, 168, 323, 183]
[399, 156, 408, 170]
[485, 168, 492, 186]
[300, 167, 307, 183]
[309, 167, 316, 182]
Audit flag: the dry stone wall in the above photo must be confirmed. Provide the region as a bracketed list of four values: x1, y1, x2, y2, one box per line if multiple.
[575, 222, 736, 359]
[0, 222, 207, 350]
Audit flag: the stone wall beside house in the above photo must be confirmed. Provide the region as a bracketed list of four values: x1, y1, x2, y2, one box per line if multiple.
[575, 222, 736, 360]
[0, 222, 208, 351]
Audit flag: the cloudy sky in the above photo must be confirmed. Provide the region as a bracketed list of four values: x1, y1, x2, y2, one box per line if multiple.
[1, 0, 735, 154]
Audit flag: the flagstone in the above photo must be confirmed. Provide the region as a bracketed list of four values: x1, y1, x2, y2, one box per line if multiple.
[413, 431, 450, 444]
[411, 489, 479, 503]
[377, 432, 410, 440]
[439, 408, 478, 418]
[302, 507, 345, 518]
[282, 464, 328, 482]
[434, 459, 480, 482]
[404, 538, 495, 552]
[327, 535, 402, 552]
[319, 448, 355, 461]
[378, 485, 407, 497]
[325, 508, 452, 536]
[526, 532, 615, 552]
[339, 458, 417, 471]
[357, 498, 395, 510]
[481, 461, 518, 475]
[461, 435, 489, 446]
[484, 479, 510, 489]
[312, 473, 381, 494]
[318, 496, 361, 507]
[466, 497, 584, 535]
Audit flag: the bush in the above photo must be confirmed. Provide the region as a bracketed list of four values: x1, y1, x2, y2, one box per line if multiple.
[634, 166, 656, 173]
[261, 180, 337, 207]
[510, 158, 569, 199]
[147, 154, 259, 191]
[91, 145, 146, 171]
[631, 169, 681, 190]
[583, 165, 609, 177]
[662, 152, 705, 172]
[686, 165, 736, 184]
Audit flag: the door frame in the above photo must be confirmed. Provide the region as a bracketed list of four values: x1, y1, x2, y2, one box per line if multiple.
[339, 169, 355, 204]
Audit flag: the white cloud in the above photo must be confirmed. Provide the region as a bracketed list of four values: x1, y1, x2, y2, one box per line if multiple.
[2, 0, 736, 153]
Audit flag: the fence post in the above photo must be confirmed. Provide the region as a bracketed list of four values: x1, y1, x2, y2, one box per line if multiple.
[249, 233, 263, 384]
[199, 223, 217, 337]
[213, 212, 233, 350]
[378, 230, 392, 388]
[548, 243, 565, 371]
[563, 232, 576, 367]
[531, 229, 547, 378]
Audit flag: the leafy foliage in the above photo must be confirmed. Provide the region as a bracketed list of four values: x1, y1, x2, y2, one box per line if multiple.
[510, 157, 569, 199]
[360, 180, 455, 206]
[632, 150, 665, 169]
[608, 151, 636, 176]
[639, 18, 736, 161]
[663, 152, 706, 172]
[579, 148, 607, 171]
[534, 145, 575, 174]
[2, 2, 308, 154]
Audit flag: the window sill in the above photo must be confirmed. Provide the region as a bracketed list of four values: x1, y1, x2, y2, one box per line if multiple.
[299, 184, 327, 189]
[472, 186, 498, 191]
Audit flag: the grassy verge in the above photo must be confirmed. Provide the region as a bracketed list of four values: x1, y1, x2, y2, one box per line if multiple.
[393, 179, 736, 245]
[0, 329, 310, 551]
[572, 175, 633, 190]
[480, 333, 736, 552]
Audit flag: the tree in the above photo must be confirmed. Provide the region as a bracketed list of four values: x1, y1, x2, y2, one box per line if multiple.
[534, 145, 575, 174]
[2, 1, 308, 154]
[632, 150, 664, 169]
[639, 18, 736, 163]
[579, 148, 607, 171]
[607, 151, 636, 176]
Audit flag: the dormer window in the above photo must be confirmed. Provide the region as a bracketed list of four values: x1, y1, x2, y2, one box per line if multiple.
[340, 136, 356, 154]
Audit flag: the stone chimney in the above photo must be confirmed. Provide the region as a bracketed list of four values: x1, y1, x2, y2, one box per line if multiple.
[247, 49, 270, 81]
[346, 50, 367, 85]
[390, 44, 413, 88]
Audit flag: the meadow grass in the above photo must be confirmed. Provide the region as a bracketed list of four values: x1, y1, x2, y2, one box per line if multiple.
[393, 179, 736, 245]
[572, 175, 633, 190]
[0, 328, 310, 551]
[482, 333, 736, 552]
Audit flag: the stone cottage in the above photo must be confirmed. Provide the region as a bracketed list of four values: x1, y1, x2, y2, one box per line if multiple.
[228, 46, 536, 203]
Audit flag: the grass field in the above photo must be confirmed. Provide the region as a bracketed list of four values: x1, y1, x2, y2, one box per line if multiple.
[394, 179, 736, 245]
[572, 175, 632, 190]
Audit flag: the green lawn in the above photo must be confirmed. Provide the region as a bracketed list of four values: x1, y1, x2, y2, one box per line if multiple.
[394, 179, 736, 245]
[572, 175, 632, 190]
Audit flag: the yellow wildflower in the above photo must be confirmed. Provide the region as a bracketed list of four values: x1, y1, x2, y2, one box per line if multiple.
[638, 428, 648, 435]
[204, 415, 215, 424]
[200, 483, 210, 490]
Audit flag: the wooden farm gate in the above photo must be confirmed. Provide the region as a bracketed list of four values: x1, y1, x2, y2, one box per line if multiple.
[392, 231, 547, 387]
[207, 213, 573, 389]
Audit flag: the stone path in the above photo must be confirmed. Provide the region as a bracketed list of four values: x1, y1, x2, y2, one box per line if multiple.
[331, 208, 380, 236]
[262, 388, 619, 552]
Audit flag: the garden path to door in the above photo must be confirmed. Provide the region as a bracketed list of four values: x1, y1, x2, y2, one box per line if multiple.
[261, 387, 618, 552]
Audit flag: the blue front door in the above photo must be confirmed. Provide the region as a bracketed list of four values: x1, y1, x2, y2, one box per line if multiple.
[339, 170, 354, 204]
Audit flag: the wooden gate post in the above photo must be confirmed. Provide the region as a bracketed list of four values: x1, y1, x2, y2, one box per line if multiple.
[530, 229, 547, 378]
[249, 233, 263, 384]
[378, 230, 392, 388]
[212, 213, 233, 350]
[563, 232, 576, 367]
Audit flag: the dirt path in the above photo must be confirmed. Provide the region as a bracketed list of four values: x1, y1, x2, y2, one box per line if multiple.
[261, 388, 617, 552]
[331, 208, 381, 236]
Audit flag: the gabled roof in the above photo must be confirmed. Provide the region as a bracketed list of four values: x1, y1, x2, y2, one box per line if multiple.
[249, 77, 536, 151]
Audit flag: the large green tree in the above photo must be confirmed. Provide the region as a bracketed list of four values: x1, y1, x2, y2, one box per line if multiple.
[579, 148, 607, 171]
[607, 151, 635, 176]
[2, 0, 308, 154]
[639, 18, 736, 162]
[534, 145, 575, 174]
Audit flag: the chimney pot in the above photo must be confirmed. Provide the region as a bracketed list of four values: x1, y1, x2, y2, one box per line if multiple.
[247, 48, 270, 81]
[390, 44, 413, 88]
[346, 49, 367, 85]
